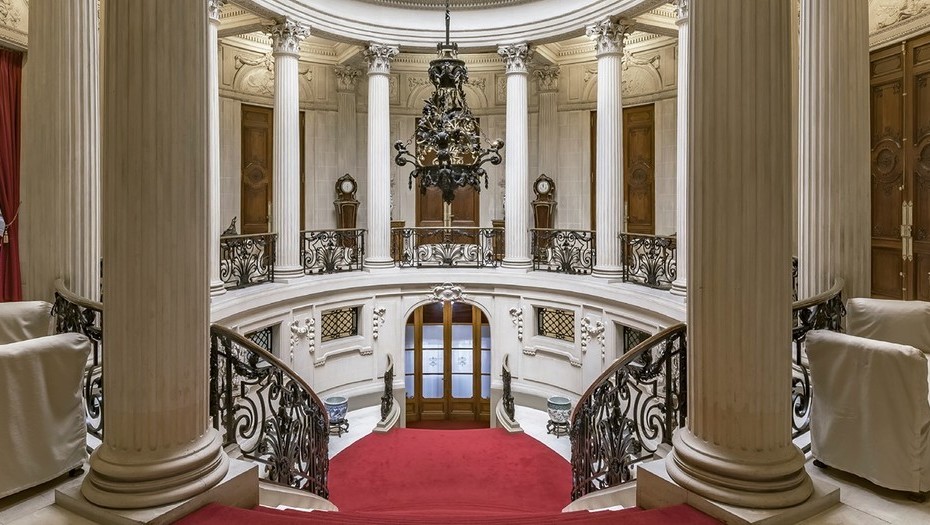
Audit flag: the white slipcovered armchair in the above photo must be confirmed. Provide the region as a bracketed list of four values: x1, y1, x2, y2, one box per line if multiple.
[806, 298, 930, 495]
[0, 301, 91, 499]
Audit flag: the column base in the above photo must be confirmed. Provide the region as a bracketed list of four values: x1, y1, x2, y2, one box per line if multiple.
[364, 257, 396, 269]
[81, 431, 229, 510]
[591, 265, 623, 279]
[665, 429, 814, 510]
[670, 278, 687, 297]
[274, 265, 305, 282]
[57, 458, 257, 525]
[638, 457, 838, 525]
[210, 280, 227, 297]
[501, 257, 532, 270]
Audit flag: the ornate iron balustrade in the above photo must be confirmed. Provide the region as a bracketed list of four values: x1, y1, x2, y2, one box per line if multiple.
[570, 324, 687, 501]
[380, 354, 394, 422]
[219, 233, 276, 289]
[301, 229, 365, 275]
[790, 278, 845, 449]
[502, 353, 515, 422]
[391, 227, 503, 268]
[531, 229, 596, 275]
[619, 233, 677, 289]
[792, 256, 799, 301]
[210, 324, 329, 498]
[51, 279, 104, 441]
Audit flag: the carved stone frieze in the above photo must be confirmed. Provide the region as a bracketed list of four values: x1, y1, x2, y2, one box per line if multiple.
[0, 0, 22, 27]
[364, 43, 399, 75]
[334, 65, 361, 92]
[266, 19, 309, 56]
[533, 65, 560, 92]
[497, 43, 533, 74]
[585, 16, 635, 57]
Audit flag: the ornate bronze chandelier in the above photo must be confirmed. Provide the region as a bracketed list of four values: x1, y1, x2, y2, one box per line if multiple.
[393, 2, 504, 204]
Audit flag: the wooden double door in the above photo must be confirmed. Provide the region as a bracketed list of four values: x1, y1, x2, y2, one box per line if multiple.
[870, 33, 930, 300]
[590, 104, 656, 234]
[404, 302, 490, 423]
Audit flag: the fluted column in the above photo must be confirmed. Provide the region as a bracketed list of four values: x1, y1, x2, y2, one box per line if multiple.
[83, 0, 228, 508]
[534, 66, 560, 185]
[208, 0, 226, 296]
[670, 1, 689, 297]
[19, 0, 100, 301]
[269, 20, 309, 279]
[664, 0, 812, 508]
[587, 18, 633, 278]
[798, 0, 870, 300]
[364, 43, 399, 269]
[334, 66, 361, 185]
[499, 43, 533, 268]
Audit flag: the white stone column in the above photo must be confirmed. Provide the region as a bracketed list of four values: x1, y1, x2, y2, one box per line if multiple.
[798, 0, 870, 300]
[587, 18, 633, 278]
[670, 1, 689, 297]
[534, 65, 560, 183]
[19, 0, 100, 301]
[364, 43, 399, 269]
[208, 0, 226, 296]
[83, 0, 228, 508]
[663, 0, 813, 509]
[269, 20, 309, 279]
[499, 43, 533, 269]
[334, 65, 361, 185]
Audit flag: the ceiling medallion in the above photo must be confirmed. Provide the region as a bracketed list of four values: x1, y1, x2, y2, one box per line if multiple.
[393, 1, 504, 203]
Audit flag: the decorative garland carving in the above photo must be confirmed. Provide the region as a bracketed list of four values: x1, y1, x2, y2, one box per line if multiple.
[579, 316, 605, 356]
[372, 307, 386, 339]
[429, 282, 466, 303]
[509, 307, 524, 341]
[289, 317, 315, 362]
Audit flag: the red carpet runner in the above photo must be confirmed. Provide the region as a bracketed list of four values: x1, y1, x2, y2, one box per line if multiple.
[180, 428, 721, 524]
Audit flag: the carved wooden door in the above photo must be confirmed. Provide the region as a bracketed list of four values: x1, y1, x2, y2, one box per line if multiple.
[241, 104, 273, 235]
[870, 33, 930, 300]
[623, 104, 656, 235]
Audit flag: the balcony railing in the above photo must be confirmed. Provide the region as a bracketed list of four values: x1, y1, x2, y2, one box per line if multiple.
[531, 228, 596, 275]
[52, 279, 104, 441]
[210, 324, 329, 498]
[220, 232, 276, 289]
[301, 228, 365, 275]
[391, 227, 503, 268]
[570, 323, 687, 500]
[620, 233, 677, 289]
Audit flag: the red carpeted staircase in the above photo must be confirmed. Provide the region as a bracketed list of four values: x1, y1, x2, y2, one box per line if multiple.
[179, 428, 719, 524]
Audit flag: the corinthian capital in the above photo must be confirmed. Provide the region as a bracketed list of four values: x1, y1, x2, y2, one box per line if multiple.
[364, 43, 400, 75]
[676, 0, 689, 22]
[334, 65, 361, 92]
[533, 65, 560, 92]
[207, 0, 226, 23]
[497, 43, 533, 74]
[586, 17, 635, 57]
[266, 19, 309, 57]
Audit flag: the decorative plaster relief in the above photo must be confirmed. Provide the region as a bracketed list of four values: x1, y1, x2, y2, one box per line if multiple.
[0, 0, 22, 27]
[289, 317, 315, 363]
[523, 345, 582, 368]
[429, 282, 466, 303]
[314, 345, 373, 367]
[533, 65, 561, 92]
[372, 306, 386, 339]
[871, 0, 929, 31]
[509, 307, 524, 341]
[579, 316, 605, 356]
[582, 50, 663, 99]
[335, 65, 361, 92]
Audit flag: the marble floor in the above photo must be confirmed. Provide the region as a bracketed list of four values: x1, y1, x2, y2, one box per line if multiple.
[3, 405, 930, 524]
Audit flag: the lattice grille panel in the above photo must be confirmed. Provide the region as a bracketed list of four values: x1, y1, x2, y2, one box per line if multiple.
[246, 326, 275, 353]
[622, 325, 651, 354]
[321, 307, 359, 342]
[537, 307, 575, 342]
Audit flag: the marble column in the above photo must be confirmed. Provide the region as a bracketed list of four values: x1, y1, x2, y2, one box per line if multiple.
[499, 43, 533, 269]
[19, 0, 100, 301]
[587, 17, 633, 278]
[82, 0, 228, 508]
[334, 65, 361, 187]
[269, 20, 309, 279]
[670, 1, 689, 297]
[208, 0, 226, 296]
[363, 43, 399, 269]
[534, 66, 560, 186]
[664, 0, 812, 508]
[798, 0, 871, 300]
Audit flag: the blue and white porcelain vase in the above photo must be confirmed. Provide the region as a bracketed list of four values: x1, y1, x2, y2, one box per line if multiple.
[324, 396, 348, 423]
[547, 396, 571, 424]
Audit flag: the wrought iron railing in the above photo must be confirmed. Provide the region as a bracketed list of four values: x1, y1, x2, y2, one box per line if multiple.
[380, 354, 394, 422]
[531, 228, 596, 275]
[792, 256, 799, 301]
[502, 353, 515, 422]
[569, 323, 687, 501]
[391, 227, 503, 268]
[620, 233, 677, 289]
[219, 232, 276, 289]
[52, 279, 104, 441]
[790, 278, 845, 449]
[209, 324, 329, 498]
[301, 229, 365, 275]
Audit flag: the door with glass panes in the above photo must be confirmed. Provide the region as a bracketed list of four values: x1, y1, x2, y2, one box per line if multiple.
[405, 302, 491, 422]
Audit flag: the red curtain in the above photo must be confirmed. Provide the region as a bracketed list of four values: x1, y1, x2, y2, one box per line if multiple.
[0, 48, 22, 302]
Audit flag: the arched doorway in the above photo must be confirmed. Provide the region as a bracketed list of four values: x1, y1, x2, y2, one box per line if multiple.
[405, 302, 491, 424]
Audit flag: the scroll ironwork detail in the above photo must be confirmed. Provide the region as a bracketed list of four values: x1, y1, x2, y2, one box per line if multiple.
[219, 232, 276, 289]
[301, 229, 365, 275]
[391, 227, 503, 268]
[620, 233, 677, 289]
[531, 229, 595, 275]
